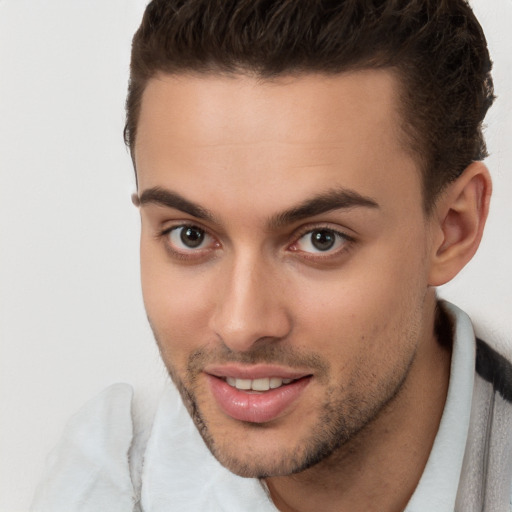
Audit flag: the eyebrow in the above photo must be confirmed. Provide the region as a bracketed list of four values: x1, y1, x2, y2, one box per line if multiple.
[268, 188, 379, 229]
[136, 187, 215, 222]
[135, 186, 379, 227]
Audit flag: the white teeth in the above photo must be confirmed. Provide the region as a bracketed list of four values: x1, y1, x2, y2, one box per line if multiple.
[235, 378, 252, 390]
[251, 378, 270, 391]
[225, 376, 295, 391]
[269, 377, 283, 389]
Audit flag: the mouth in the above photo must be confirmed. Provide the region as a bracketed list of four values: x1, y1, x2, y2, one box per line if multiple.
[223, 375, 299, 391]
[204, 366, 312, 423]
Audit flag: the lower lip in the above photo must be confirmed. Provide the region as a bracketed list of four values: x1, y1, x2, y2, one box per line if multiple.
[206, 375, 311, 424]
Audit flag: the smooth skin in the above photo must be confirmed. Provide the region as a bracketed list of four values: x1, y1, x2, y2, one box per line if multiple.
[133, 70, 491, 512]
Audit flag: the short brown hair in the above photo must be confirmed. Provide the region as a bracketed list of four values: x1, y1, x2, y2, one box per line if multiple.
[124, 0, 494, 211]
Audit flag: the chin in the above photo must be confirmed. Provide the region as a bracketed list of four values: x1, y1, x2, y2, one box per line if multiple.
[209, 442, 321, 479]
[190, 400, 367, 479]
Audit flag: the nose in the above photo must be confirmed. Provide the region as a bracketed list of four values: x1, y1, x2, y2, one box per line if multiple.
[208, 253, 292, 352]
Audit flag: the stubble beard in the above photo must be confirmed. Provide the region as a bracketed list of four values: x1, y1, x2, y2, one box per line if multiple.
[155, 337, 417, 479]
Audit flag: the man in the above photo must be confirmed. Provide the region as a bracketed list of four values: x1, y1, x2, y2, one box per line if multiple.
[32, 1, 512, 511]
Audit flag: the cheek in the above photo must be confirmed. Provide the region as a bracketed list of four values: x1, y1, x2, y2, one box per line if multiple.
[140, 244, 214, 361]
[291, 236, 429, 360]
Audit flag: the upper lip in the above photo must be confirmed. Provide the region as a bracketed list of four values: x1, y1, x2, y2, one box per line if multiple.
[204, 364, 311, 380]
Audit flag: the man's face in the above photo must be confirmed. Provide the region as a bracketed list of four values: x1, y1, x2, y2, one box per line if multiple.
[135, 70, 437, 478]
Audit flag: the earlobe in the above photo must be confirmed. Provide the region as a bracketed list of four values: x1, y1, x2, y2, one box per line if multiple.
[428, 162, 492, 286]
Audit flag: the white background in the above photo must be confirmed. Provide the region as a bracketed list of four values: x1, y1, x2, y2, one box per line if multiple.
[0, 1, 510, 510]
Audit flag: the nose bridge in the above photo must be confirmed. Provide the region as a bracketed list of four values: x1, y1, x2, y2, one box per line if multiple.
[209, 248, 291, 352]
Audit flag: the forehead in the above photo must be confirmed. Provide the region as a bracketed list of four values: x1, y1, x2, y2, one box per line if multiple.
[136, 70, 403, 154]
[135, 70, 422, 218]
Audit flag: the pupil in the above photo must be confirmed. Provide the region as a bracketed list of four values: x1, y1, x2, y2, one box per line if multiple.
[181, 226, 204, 248]
[311, 230, 335, 251]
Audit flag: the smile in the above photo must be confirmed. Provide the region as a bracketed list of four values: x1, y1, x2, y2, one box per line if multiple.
[206, 370, 312, 423]
[225, 376, 295, 391]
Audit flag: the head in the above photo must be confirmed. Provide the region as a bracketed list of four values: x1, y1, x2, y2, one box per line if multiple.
[126, 0, 493, 479]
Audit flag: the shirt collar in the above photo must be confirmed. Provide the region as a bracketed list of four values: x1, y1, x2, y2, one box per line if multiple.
[405, 301, 476, 512]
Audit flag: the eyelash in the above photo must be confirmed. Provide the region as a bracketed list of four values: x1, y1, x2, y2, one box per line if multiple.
[289, 225, 355, 260]
[159, 224, 218, 261]
[158, 223, 355, 262]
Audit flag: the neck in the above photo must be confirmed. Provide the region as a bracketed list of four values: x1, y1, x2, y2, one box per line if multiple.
[264, 298, 452, 512]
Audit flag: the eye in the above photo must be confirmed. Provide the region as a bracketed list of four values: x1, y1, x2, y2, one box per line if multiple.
[293, 228, 349, 254]
[166, 225, 213, 251]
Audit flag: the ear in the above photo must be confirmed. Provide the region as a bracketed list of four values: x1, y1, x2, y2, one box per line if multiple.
[428, 162, 492, 286]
